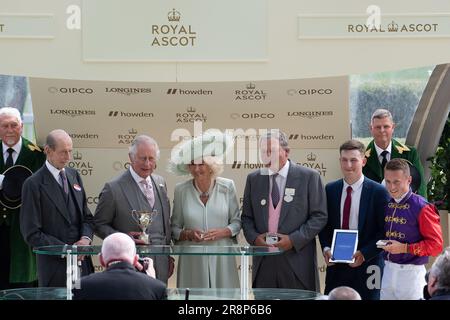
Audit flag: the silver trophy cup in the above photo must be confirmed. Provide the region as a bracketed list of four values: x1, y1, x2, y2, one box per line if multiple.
[131, 210, 158, 244]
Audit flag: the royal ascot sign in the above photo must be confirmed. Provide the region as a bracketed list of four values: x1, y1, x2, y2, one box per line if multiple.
[82, 0, 267, 61]
[298, 13, 450, 39]
[0, 14, 54, 39]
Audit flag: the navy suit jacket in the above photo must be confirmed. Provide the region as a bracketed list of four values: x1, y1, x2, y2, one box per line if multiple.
[319, 177, 389, 299]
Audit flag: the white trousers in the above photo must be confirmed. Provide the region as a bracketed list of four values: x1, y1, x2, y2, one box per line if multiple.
[381, 260, 426, 300]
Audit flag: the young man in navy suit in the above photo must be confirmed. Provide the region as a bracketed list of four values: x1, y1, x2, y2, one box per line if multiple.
[319, 140, 390, 299]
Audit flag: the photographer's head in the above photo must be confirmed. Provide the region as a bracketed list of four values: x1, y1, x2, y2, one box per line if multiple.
[428, 247, 450, 297]
[328, 286, 362, 300]
[100, 232, 137, 267]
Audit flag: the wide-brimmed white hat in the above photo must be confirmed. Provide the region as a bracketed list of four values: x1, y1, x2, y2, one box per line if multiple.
[167, 130, 234, 176]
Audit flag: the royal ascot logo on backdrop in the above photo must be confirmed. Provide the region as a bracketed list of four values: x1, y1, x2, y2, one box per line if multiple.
[48, 87, 94, 94]
[297, 152, 327, 177]
[68, 151, 94, 176]
[117, 128, 139, 145]
[347, 20, 438, 34]
[287, 110, 334, 119]
[108, 110, 154, 118]
[175, 106, 207, 123]
[166, 88, 213, 96]
[105, 87, 152, 96]
[230, 113, 275, 120]
[50, 108, 96, 118]
[150, 9, 197, 47]
[288, 133, 335, 141]
[286, 88, 333, 96]
[68, 132, 99, 140]
[234, 83, 267, 101]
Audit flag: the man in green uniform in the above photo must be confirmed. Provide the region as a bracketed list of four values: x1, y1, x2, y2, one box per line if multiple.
[0, 107, 45, 289]
[362, 108, 427, 198]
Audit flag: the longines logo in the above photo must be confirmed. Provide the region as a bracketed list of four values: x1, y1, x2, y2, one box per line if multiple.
[166, 88, 213, 96]
[117, 128, 139, 145]
[108, 110, 154, 118]
[151, 8, 197, 47]
[348, 21, 438, 33]
[50, 108, 96, 118]
[105, 87, 152, 96]
[231, 161, 264, 170]
[234, 83, 267, 101]
[230, 113, 275, 120]
[48, 87, 94, 94]
[287, 88, 333, 96]
[68, 151, 94, 176]
[69, 132, 99, 140]
[297, 152, 327, 176]
[287, 111, 333, 119]
[0, 24, 5, 32]
[288, 133, 335, 141]
[176, 107, 207, 123]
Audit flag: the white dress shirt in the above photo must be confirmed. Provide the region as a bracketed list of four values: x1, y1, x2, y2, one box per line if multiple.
[340, 174, 365, 230]
[0, 138, 23, 188]
[374, 141, 392, 165]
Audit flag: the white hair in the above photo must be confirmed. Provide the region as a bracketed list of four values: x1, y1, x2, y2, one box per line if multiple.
[129, 135, 160, 160]
[0, 107, 22, 124]
[101, 232, 136, 265]
[328, 286, 362, 300]
[430, 247, 450, 291]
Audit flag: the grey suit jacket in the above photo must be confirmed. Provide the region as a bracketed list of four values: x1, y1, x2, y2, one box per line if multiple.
[20, 165, 94, 286]
[241, 161, 328, 291]
[93, 170, 171, 283]
[94, 169, 171, 243]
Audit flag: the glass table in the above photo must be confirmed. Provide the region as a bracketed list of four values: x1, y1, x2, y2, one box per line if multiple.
[33, 245, 283, 300]
[0, 287, 321, 300]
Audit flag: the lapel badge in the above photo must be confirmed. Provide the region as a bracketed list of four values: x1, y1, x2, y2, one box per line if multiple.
[284, 195, 293, 203]
[285, 188, 295, 196]
[260, 199, 266, 206]
[73, 184, 82, 192]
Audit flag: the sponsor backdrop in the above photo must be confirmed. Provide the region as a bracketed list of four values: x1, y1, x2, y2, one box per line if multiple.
[30, 76, 350, 290]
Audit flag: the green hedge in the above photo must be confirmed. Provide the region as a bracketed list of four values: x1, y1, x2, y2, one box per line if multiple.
[350, 81, 425, 138]
[427, 113, 450, 210]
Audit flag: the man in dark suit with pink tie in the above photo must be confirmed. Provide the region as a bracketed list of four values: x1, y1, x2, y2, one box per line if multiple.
[319, 140, 390, 300]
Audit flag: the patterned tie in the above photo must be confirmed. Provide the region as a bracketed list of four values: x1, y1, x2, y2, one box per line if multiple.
[5, 148, 14, 169]
[271, 173, 280, 208]
[140, 180, 155, 208]
[380, 150, 389, 169]
[342, 186, 352, 229]
[59, 170, 69, 194]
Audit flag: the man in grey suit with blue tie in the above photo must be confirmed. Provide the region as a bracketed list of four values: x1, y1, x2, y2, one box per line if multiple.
[94, 135, 173, 284]
[242, 130, 328, 291]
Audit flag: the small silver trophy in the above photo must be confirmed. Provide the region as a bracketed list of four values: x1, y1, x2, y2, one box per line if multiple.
[131, 210, 158, 244]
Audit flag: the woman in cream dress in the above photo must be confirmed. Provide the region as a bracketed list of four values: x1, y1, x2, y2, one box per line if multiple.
[169, 132, 241, 288]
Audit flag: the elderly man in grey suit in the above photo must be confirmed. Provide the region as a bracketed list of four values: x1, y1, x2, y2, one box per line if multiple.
[94, 135, 172, 284]
[242, 130, 327, 291]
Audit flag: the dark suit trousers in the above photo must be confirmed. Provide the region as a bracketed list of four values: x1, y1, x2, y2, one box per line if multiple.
[37, 255, 94, 287]
[324, 260, 382, 300]
[253, 254, 307, 289]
